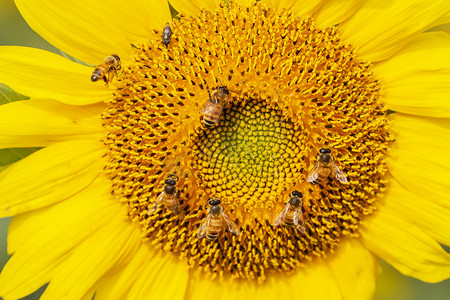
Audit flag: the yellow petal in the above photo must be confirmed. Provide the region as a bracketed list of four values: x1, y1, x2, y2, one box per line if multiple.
[169, 0, 220, 16]
[361, 208, 450, 282]
[327, 240, 380, 300]
[126, 249, 189, 300]
[340, 0, 450, 62]
[186, 268, 303, 300]
[75, 0, 171, 43]
[374, 31, 450, 118]
[185, 240, 376, 300]
[253, 275, 296, 299]
[384, 179, 450, 247]
[264, 0, 325, 16]
[40, 206, 140, 300]
[0, 46, 111, 105]
[185, 271, 270, 300]
[0, 253, 68, 300]
[314, 0, 366, 28]
[94, 245, 150, 300]
[0, 99, 104, 148]
[15, 0, 132, 65]
[388, 114, 450, 209]
[103, 0, 170, 41]
[80, 286, 96, 300]
[6, 176, 115, 254]
[294, 261, 342, 300]
[0, 177, 119, 299]
[287, 239, 378, 300]
[0, 139, 104, 217]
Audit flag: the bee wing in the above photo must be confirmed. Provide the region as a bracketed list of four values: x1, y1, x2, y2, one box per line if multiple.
[306, 162, 321, 183]
[197, 213, 212, 239]
[293, 208, 306, 233]
[273, 203, 290, 226]
[169, 192, 182, 216]
[222, 212, 241, 236]
[148, 192, 165, 215]
[292, 208, 300, 226]
[332, 162, 348, 183]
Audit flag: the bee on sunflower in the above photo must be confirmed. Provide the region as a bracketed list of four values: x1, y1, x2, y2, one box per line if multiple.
[0, 0, 450, 299]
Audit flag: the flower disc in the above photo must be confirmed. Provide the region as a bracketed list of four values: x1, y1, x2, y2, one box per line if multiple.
[102, 2, 392, 282]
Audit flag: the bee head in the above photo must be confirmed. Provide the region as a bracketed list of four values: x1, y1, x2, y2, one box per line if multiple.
[164, 178, 176, 186]
[291, 190, 303, 198]
[208, 198, 221, 206]
[290, 190, 303, 207]
[319, 148, 332, 163]
[218, 86, 230, 95]
[111, 54, 120, 62]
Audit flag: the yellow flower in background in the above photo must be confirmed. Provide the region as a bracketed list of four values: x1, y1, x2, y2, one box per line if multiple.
[0, 0, 450, 299]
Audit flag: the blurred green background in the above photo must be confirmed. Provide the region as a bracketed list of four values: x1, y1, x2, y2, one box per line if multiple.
[0, 0, 450, 299]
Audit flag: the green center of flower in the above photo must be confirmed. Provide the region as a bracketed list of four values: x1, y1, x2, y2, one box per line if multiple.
[192, 98, 303, 216]
[102, 2, 392, 282]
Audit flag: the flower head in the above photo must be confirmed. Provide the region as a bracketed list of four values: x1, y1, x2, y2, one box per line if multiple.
[0, 0, 450, 299]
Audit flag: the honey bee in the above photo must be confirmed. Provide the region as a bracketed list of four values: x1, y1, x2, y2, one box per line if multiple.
[162, 23, 172, 47]
[91, 54, 121, 86]
[148, 174, 182, 216]
[306, 148, 348, 184]
[198, 198, 241, 241]
[273, 190, 306, 233]
[200, 85, 231, 128]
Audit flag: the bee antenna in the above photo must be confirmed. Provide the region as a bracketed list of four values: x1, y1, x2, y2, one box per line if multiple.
[218, 78, 224, 87]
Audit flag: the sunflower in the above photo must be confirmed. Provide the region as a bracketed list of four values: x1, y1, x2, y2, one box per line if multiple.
[1, 0, 450, 299]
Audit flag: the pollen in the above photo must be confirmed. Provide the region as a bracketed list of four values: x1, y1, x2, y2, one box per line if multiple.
[102, 2, 392, 283]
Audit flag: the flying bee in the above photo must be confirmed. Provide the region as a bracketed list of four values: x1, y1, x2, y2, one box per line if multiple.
[198, 198, 241, 241]
[306, 148, 348, 185]
[162, 23, 172, 47]
[148, 174, 182, 216]
[200, 85, 231, 128]
[273, 190, 306, 233]
[91, 54, 121, 86]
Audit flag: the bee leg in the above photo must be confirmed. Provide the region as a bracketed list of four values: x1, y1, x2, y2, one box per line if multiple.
[110, 70, 116, 83]
[297, 223, 306, 234]
[103, 73, 110, 87]
[114, 67, 121, 78]
[105, 70, 115, 87]
[176, 210, 185, 220]
[172, 206, 181, 216]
